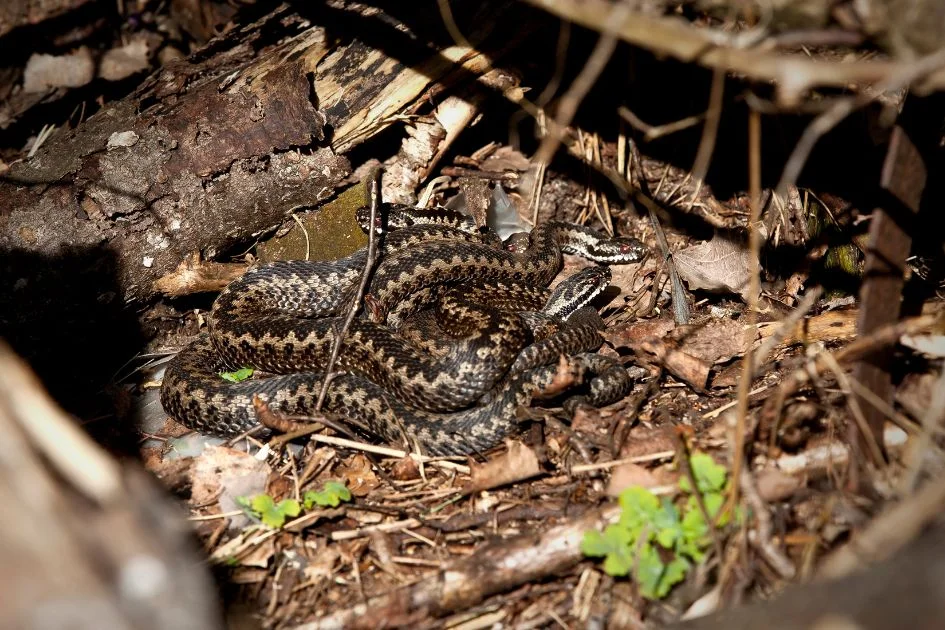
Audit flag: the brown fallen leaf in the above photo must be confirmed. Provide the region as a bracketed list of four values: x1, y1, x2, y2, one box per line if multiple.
[190, 446, 271, 530]
[672, 317, 748, 365]
[303, 544, 341, 585]
[606, 462, 663, 497]
[755, 467, 804, 503]
[674, 232, 757, 302]
[99, 38, 151, 82]
[23, 47, 95, 92]
[605, 319, 706, 388]
[336, 453, 380, 497]
[235, 537, 276, 568]
[616, 426, 677, 460]
[468, 440, 541, 491]
[639, 338, 711, 391]
[390, 456, 421, 481]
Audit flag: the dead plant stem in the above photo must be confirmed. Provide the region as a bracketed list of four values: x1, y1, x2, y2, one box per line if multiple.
[728, 107, 763, 517]
[534, 3, 628, 165]
[314, 170, 382, 410]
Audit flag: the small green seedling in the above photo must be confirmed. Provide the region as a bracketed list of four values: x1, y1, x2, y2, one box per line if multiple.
[237, 494, 300, 529]
[303, 480, 352, 508]
[581, 452, 736, 600]
[219, 367, 254, 382]
[237, 481, 353, 529]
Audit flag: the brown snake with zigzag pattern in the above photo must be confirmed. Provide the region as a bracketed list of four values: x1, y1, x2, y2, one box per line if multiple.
[160, 205, 647, 454]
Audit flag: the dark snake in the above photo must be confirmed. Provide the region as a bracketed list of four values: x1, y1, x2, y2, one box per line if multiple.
[160, 205, 648, 455]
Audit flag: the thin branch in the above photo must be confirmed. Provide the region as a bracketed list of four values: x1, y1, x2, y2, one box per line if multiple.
[818, 350, 887, 471]
[902, 365, 945, 492]
[726, 107, 763, 517]
[750, 286, 823, 377]
[675, 433, 725, 563]
[618, 106, 705, 142]
[520, 0, 945, 100]
[740, 468, 796, 579]
[314, 169, 382, 410]
[775, 46, 945, 198]
[626, 139, 689, 324]
[534, 3, 628, 165]
[690, 67, 726, 184]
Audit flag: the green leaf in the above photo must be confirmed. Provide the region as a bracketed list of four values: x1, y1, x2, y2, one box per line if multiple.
[618, 486, 661, 531]
[680, 452, 728, 494]
[658, 556, 691, 598]
[634, 543, 665, 599]
[303, 481, 353, 509]
[679, 504, 709, 562]
[248, 494, 300, 528]
[703, 492, 725, 520]
[581, 530, 613, 557]
[681, 502, 708, 539]
[652, 499, 683, 549]
[636, 545, 691, 600]
[220, 367, 254, 383]
[602, 546, 635, 577]
[582, 525, 636, 576]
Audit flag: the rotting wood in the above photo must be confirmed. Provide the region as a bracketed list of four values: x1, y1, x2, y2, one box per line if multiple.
[852, 97, 929, 467]
[0, 0, 93, 38]
[289, 504, 620, 629]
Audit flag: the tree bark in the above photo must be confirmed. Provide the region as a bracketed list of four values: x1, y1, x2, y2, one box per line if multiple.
[0, 0, 523, 411]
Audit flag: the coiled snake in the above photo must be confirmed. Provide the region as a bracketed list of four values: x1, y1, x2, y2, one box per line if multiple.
[160, 205, 648, 455]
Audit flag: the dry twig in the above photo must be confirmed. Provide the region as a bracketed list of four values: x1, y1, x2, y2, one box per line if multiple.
[533, 2, 629, 166]
[314, 170, 383, 410]
[521, 0, 945, 101]
[289, 504, 621, 629]
[727, 108, 763, 515]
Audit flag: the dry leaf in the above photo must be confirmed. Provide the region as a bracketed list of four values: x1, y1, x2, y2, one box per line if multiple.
[468, 440, 541, 491]
[303, 545, 341, 583]
[673, 317, 747, 365]
[639, 337, 711, 391]
[390, 456, 421, 481]
[236, 538, 276, 568]
[606, 462, 662, 496]
[99, 38, 151, 81]
[337, 453, 380, 497]
[190, 446, 271, 530]
[603, 318, 676, 349]
[755, 467, 804, 503]
[674, 232, 757, 302]
[23, 47, 95, 92]
[899, 333, 945, 357]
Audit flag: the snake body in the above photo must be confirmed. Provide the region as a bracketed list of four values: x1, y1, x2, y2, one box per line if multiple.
[160, 205, 648, 454]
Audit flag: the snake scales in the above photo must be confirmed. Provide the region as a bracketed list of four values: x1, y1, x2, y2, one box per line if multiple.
[160, 204, 648, 455]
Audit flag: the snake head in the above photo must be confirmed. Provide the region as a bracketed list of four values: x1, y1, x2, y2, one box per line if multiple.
[355, 205, 385, 235]
[544, 266, 612, 320]
[502, 231, 531, 254]
[584, 236, 648, 263]
[363, 293, 387, 323]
